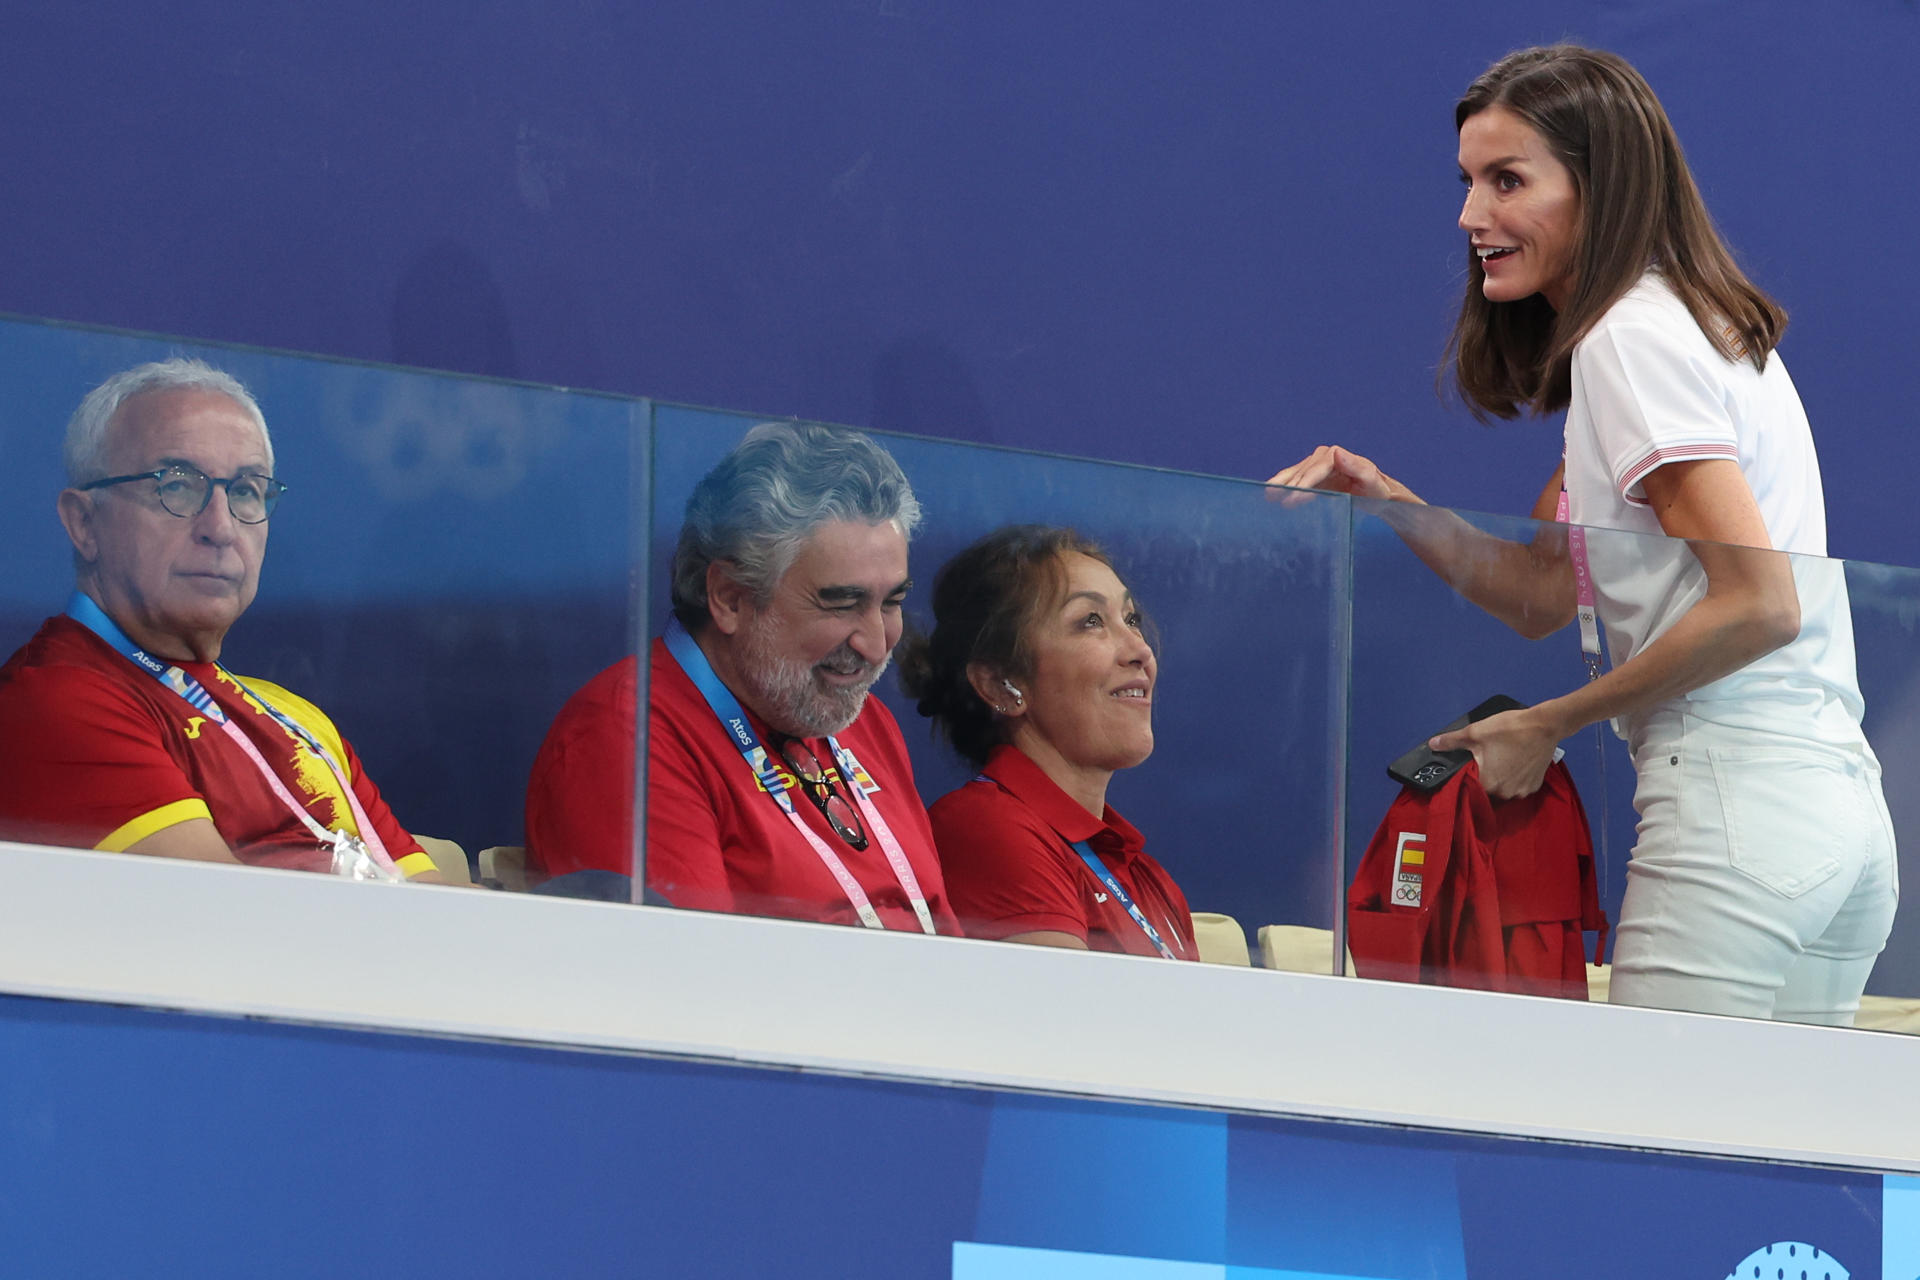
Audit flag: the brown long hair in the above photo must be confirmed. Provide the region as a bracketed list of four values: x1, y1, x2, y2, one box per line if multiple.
[1445, 45, 1786, 418]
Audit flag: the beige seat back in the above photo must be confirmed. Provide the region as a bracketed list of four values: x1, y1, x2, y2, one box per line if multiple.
[479, 845, 530, 893]
[413, 835, 471, 885]
[1188, 912, 1251, 966]
[1257, 924, 1355, 975]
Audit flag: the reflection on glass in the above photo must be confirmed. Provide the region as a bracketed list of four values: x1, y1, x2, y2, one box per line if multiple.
[0, 318, 636, 892]
[1344, 494, 1897, 1028]
[0, 359, 437, 882]
[530, 420, 960, 928]
[898, 525, 1196, 960]
[1279, 40, 1903, 1030]
[634, 404, 1350, 957]
[6, 313, 1915, 1041]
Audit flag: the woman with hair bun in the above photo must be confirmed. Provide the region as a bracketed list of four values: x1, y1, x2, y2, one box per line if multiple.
[1272, 45, 1895, 1023]
[898, 526, 1196, 958]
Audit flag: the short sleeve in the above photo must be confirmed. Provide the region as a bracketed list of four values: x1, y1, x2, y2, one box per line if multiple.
[1576, 316, 1740, 506]
[930, 785, 1089, 942]
[0, 663, 205, 851]
[525, 670, 640, 882]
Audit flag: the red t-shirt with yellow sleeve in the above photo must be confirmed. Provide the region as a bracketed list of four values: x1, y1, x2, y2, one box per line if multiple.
[0, 615, 430, 876]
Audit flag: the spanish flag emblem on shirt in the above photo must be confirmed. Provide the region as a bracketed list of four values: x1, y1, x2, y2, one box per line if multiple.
[838, 748, 882, 796]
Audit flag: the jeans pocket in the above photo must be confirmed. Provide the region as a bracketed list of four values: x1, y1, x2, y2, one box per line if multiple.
[1706, 745, 1848, 899]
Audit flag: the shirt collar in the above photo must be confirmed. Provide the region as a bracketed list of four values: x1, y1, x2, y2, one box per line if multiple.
[979, 743, 1144, 854]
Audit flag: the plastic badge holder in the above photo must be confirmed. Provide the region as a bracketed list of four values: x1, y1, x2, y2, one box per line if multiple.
[1385, 693, 1527, 793]
[329, 832, 402, 882]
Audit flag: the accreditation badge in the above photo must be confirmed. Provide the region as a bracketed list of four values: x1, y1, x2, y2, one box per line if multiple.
[330, 829, 400, 882]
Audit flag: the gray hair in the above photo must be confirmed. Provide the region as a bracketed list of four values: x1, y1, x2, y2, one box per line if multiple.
[64, 358, 272, 485]
[671, 421, 923, 628]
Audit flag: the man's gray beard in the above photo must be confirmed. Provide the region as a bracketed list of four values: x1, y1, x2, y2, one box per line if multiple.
[736, 613, 885, 739]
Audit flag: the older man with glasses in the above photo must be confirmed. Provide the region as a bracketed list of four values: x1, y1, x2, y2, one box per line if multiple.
[0, 359, 448, 883]
[524, 421, 960, 934]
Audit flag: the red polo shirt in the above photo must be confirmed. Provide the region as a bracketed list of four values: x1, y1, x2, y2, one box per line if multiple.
[526, 639, 960, 933]
[928, 744, 1195, 959]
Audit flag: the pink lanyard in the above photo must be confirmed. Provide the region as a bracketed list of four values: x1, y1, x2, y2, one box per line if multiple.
[215, 714, 399, 874]
[1556, 478, 1604, 683]
[66, 593, 398, 874]
[1556, 470, 1617, 938]
[818, 737, 938, 935]
[665, 623, 936, 934]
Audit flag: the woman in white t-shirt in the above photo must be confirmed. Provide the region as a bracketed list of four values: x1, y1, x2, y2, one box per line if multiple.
[1272, 44, 1895, 1024]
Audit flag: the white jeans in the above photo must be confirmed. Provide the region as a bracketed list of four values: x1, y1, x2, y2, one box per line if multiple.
[1609, 713, 1898, 1025]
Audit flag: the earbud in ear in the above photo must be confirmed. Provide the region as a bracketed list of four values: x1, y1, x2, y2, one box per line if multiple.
[1002, 679, 1023, 700]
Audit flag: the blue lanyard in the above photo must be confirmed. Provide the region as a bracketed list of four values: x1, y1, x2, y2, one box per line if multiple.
[66, 593, 329, 758]
[1071, 840, 1179, 960]
[67, 593, 232, 719]
[63, 592, 399, 874]
[976, 763, 1180, 959]
[662, 620, 936, 934]
[664, 620, 802, 812]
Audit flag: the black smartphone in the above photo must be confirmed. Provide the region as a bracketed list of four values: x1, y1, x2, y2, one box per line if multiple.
[1385, 694, 1528, 793]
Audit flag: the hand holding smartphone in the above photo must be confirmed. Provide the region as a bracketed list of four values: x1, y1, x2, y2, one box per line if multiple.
[1385, 694, 1528, 793]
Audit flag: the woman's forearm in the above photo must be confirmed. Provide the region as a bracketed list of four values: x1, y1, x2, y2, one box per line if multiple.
[1267, 448, 1574, 637]
[1528, 538, 1800, 740]
[1374, 498, 1577, 639]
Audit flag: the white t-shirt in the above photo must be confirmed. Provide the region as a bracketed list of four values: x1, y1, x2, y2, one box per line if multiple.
[1561, 272, 1866, 748]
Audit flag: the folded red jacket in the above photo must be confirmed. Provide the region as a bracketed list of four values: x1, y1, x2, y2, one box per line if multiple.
[1347, 760, 1607, 998]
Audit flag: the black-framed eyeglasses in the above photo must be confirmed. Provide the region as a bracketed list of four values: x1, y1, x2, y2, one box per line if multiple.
[779, 739, 869, 851]
[79, 465, 288, 524]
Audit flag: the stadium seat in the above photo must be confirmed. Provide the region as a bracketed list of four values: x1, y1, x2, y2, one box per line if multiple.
[479, 845, 529, 892]
[414, 835, 471, 885]
[1189, 912, 1251, 966]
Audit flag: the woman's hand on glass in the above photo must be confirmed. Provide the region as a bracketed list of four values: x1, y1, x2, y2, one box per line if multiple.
[1265, 445, 1414, 504]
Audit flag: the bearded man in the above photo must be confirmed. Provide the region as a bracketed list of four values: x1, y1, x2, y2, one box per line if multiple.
[524, 422, 958, 933]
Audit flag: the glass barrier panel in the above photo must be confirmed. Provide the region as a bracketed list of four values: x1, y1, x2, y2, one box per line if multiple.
[1345, 497, 1622, 989]
[1842, 555, 1920, 1011]
[1348, 489, 1918, 1031]
[643, 403, 1351, 964]
[8, 308, 1916, 1044]
[0, 315, 642, 888]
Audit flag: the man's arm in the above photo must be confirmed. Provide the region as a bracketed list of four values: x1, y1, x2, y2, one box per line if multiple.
[526, 688, 643, 883]
[1002, 930, 1091, 950]
[123, 817, 245, 863]
[0, 662, 241, 858]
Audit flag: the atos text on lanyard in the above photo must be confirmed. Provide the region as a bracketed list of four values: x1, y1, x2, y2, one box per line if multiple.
[664, 621, 936, 934]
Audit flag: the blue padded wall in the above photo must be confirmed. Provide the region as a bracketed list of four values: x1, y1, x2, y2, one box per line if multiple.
[0, 992, 1891, 1279]
[3, 2, 1916, 562]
